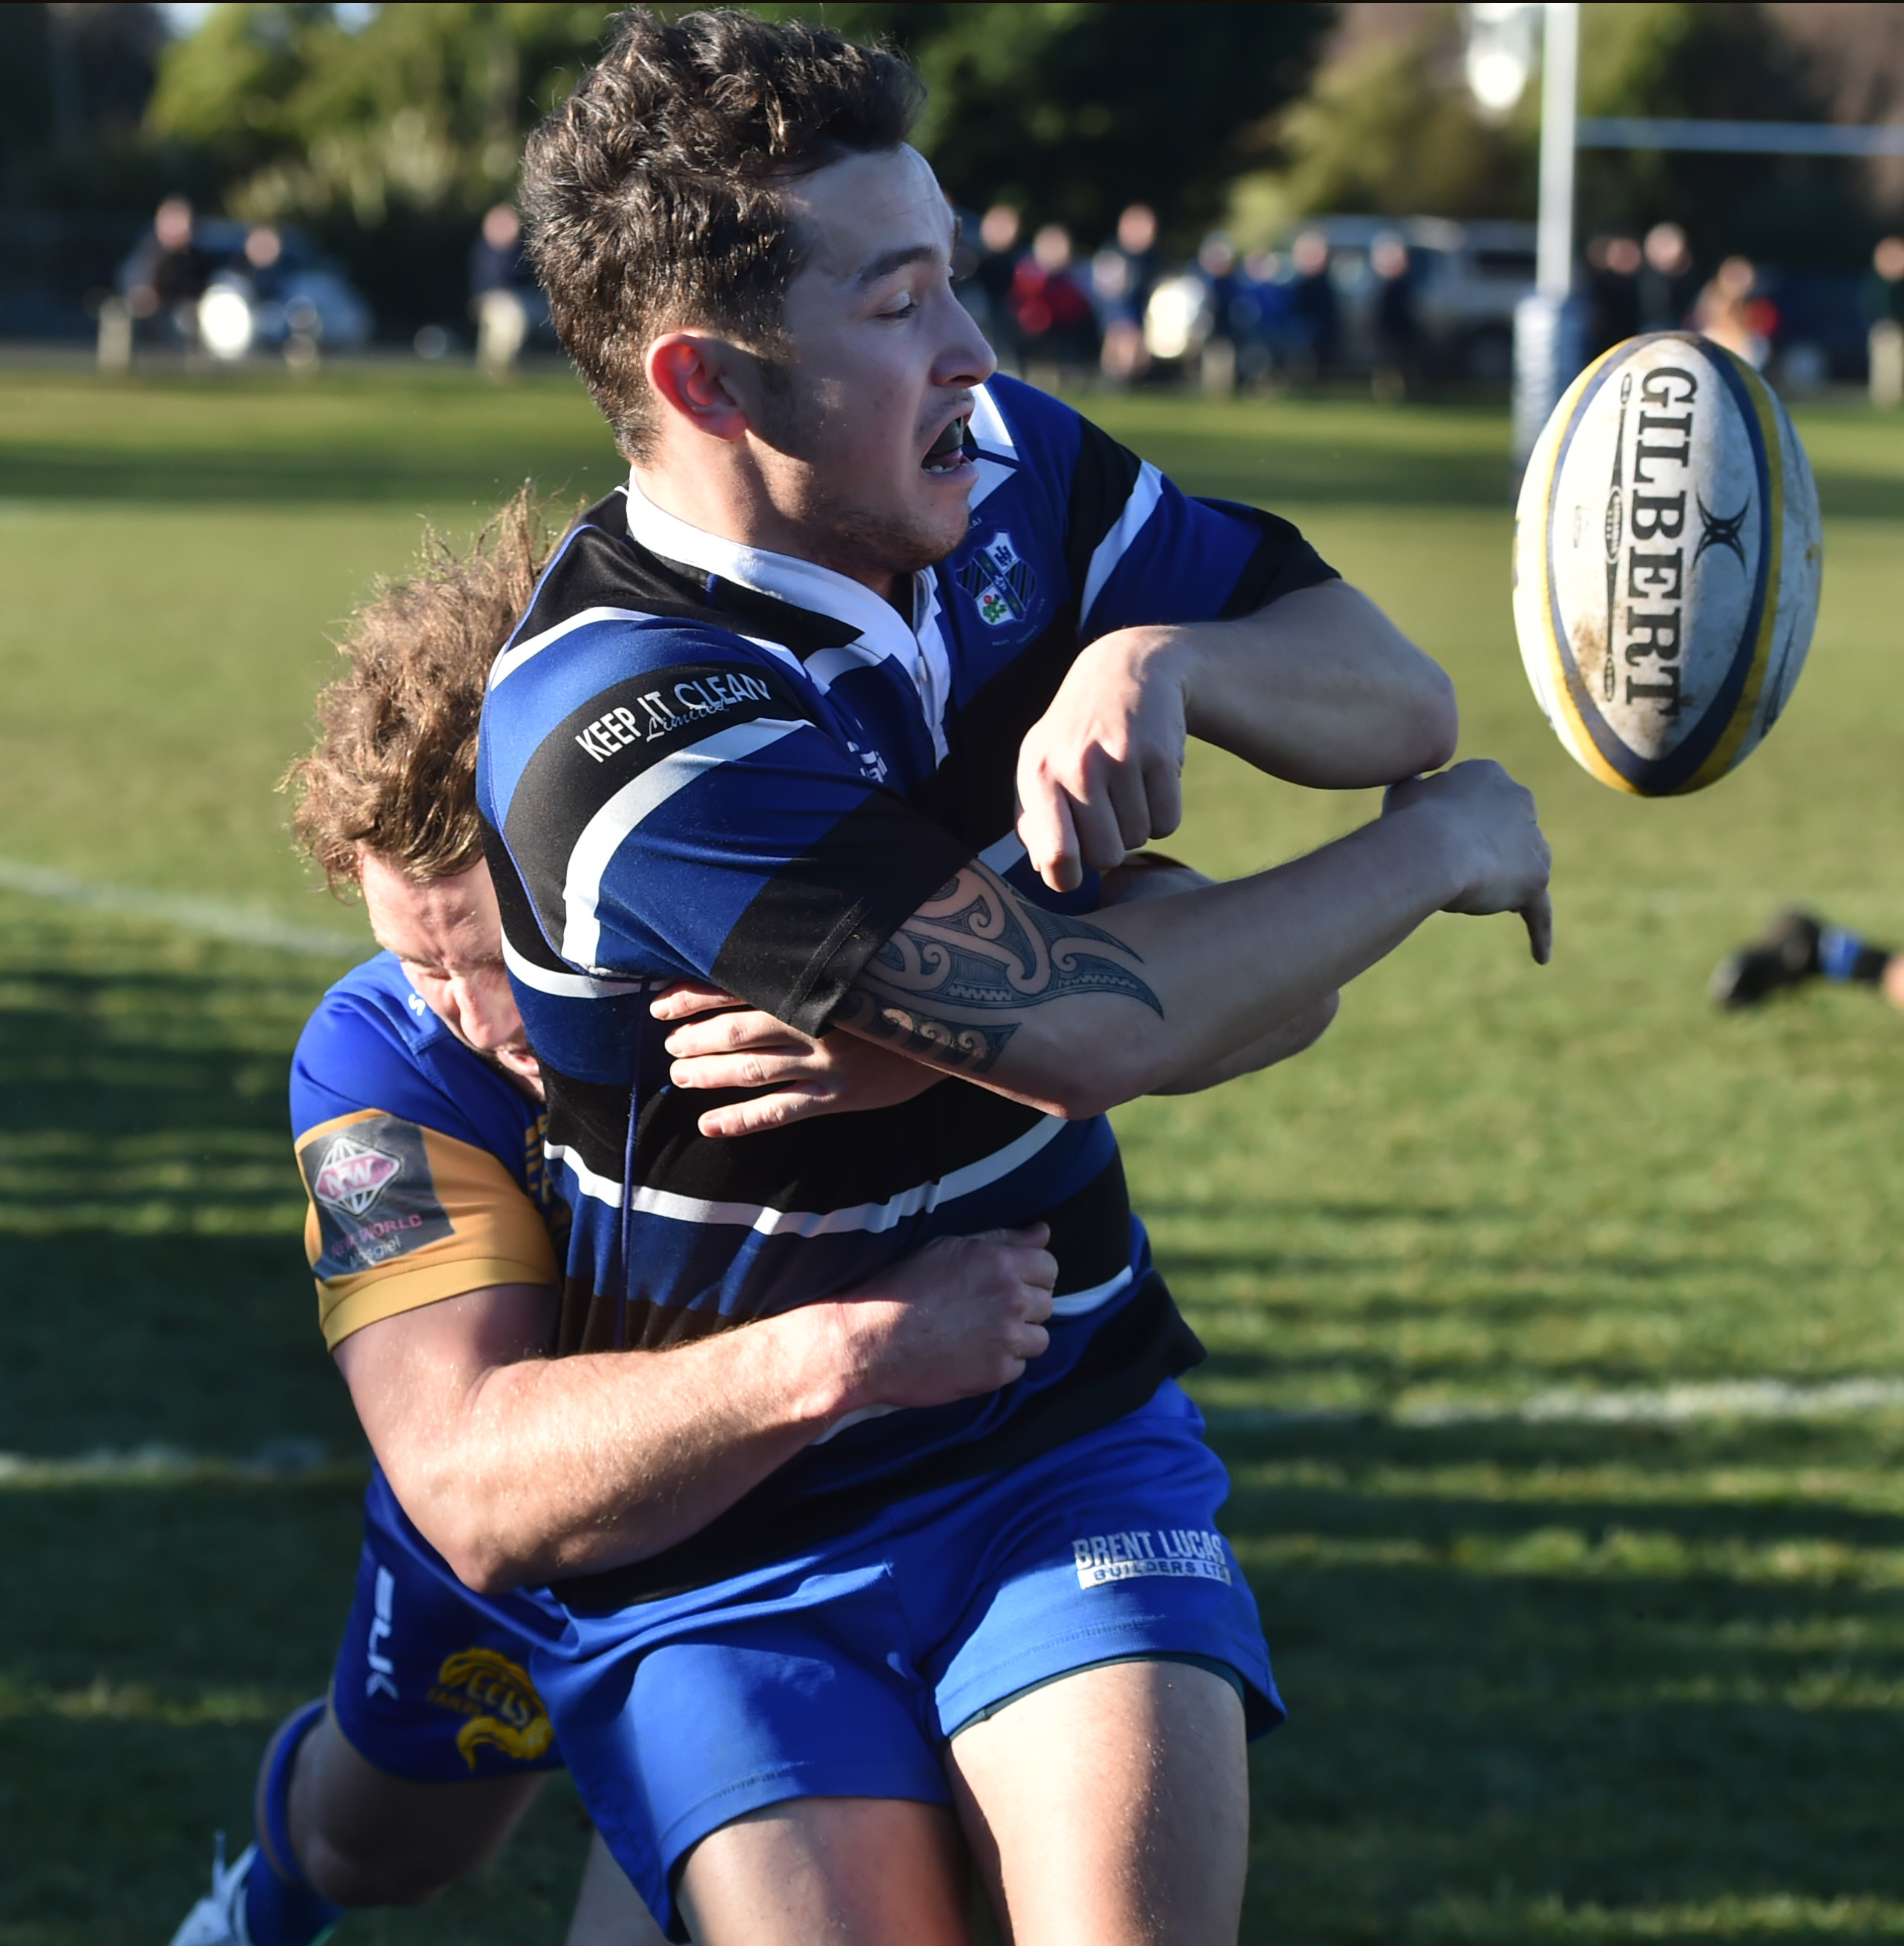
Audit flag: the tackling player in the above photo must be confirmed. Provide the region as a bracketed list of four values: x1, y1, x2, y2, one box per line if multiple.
[170, 497, 662, 1945]
[170, 496, 1088, 1944]
[471, 13, 1550, 1942]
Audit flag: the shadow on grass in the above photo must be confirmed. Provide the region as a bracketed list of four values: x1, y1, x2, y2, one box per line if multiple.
[0, 1483, 596, 1946]
[0, 914, 356, 1457]
[1184, 1331, 1884, 1409]
[1162, 1246, 1724, 1285]
[2, 1449, 1897, 1945]
[1226, 1420, 1904, 1940]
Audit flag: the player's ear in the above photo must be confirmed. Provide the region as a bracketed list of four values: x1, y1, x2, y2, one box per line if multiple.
[647, 334, 751, 442]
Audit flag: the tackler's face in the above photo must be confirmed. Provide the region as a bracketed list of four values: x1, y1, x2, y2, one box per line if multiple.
[359, 852, 543, 1099]
[768, 144, 997, 580]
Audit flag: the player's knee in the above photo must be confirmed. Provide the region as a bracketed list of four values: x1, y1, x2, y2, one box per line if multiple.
[300, 1832, 456, 1907]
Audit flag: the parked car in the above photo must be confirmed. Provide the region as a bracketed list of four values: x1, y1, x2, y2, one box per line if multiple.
[1281, 214, 1537, 381]
[116, 218, 372, 358]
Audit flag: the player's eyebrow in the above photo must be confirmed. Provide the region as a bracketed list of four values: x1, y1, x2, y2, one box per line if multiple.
[855, 240, 942, 286]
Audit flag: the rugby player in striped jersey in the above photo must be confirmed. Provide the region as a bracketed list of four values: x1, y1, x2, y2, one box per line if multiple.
[315, 16, 1543, 1945]
[174, 497, 1133, 1944]
[462, 12, 1548, 1942]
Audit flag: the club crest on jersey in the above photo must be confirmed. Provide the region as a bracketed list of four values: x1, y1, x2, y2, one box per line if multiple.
[312, 1132, 403, 1216]
[958, 531, 1036, 627]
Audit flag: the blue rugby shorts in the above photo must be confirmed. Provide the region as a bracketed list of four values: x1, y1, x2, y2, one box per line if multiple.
[328, 1467, 565, 1784]
[535, 1379, 1278, 1938]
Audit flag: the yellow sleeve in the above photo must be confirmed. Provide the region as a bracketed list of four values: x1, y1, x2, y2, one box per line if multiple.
[295, 1109, 559, 1350]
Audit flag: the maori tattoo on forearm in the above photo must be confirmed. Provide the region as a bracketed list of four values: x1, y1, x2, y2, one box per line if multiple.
[838, 864, 1163, 1075]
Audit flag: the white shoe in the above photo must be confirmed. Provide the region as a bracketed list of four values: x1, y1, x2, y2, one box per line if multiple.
[168, 1834, 254, 1946]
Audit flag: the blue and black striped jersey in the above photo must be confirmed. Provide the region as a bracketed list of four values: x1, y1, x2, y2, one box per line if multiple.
[476, 376, 1335, 1603]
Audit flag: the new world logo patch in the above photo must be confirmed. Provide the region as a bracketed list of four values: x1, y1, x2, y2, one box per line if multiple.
[312, 1132, 403, 1215]
[299, 1114, 454, 1277]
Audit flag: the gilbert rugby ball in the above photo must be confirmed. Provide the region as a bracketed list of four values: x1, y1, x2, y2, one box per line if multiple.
[1512, 332, 1822, 795]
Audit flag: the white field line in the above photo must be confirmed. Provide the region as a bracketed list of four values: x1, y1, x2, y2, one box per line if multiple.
[10, 1378, 1904, 1483]
[0, 855, 364, 958]
[1204, 1377, 1904, 1432]
[0, 1440, 346, 1488]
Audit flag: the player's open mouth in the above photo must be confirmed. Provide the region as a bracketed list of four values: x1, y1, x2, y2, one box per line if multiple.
[920, 414, 972, 475]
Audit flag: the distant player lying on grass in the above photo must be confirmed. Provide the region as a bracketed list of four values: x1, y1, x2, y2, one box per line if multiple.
[1711, 910, 1904, 1012]
[170, 491, 1316, 1946]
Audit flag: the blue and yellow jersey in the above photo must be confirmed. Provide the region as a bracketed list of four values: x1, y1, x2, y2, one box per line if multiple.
[289, 952, 568, 1350]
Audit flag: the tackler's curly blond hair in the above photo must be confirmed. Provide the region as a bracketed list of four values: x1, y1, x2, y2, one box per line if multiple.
[284, 487, 566, 895]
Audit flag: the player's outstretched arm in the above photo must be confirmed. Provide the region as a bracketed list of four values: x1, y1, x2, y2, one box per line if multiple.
[653, 857, 1335, 1132]
[1018, 578, 1459, 892]
[833, 758, 1552, 1122]
[332, 1229, 1054, 1594]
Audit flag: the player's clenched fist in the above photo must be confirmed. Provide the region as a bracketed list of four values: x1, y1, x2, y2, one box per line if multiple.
[1014, 628, 1187, 894]
[1382, 760, 1554, 964]
[823, 1226, 1057, 1414]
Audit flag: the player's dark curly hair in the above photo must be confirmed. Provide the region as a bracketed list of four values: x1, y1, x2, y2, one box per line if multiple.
[520, 6, 922, 460]
[284, 487, 562, 894]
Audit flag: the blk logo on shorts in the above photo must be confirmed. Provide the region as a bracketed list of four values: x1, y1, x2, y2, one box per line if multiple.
[1072, 1528, 1232, 1589]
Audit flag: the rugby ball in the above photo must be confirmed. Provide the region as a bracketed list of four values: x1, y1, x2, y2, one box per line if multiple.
[1512, 332, 1822, 795]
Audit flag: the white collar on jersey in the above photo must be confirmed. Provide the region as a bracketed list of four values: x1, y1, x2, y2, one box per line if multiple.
[622, 468, 958, 758]
[623, 468, 928, 648]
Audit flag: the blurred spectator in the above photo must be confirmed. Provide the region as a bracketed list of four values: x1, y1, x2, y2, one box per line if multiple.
[245, 224, 329, 370]
[1695, 255, 1770, 367]
[1092, 203, 1158, 383]
[1586, 234, 1642, 357]
[1231, 249, 1294, 385]
[1195, 232, 1241, 395]
[1117, 204, 1159, 270]
[244, 224, 284, 292]
[1638, 222, 1693, 332]
[1012, 223, 1099, 384]
[1370, 234, 1420, 400]
[117, 196, 211, 349]
[1091, 246, 1143, 380]
[1288, 228, 1340, 380]
[1865, 234, 1904, 327]
[470, 203, 532, 377]
[971, 204, 1024, 374]
[1868, 234, 1904, 407]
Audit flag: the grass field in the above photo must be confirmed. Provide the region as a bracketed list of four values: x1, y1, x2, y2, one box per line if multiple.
[3, 362, 1903, 1944]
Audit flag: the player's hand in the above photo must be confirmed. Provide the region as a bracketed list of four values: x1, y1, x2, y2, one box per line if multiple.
[654, 982, 941, 1136]
[828, 1226, 1057, 1412]
[1015, 626, 1186, 893]
[1382, 760, 1554, 964]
